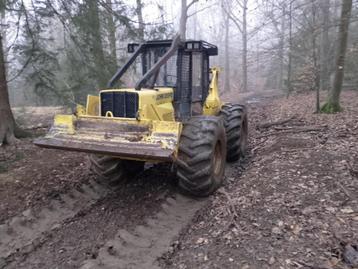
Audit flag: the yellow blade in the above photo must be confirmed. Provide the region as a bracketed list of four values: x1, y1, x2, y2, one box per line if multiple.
[34, 115, 181, 162]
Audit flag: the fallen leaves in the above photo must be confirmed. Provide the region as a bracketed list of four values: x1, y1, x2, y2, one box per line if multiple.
[195, 237, 209, 245]
[340, 207, 355, 214]
[164, 91, 358, 269]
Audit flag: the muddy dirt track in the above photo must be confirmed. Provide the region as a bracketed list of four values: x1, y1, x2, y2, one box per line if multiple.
[0, 90, 357, 269]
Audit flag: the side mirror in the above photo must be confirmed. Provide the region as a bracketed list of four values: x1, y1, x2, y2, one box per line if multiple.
[128, 43, 140, 53]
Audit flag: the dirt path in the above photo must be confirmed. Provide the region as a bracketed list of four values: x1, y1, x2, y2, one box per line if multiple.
[1, 90, 357, 269]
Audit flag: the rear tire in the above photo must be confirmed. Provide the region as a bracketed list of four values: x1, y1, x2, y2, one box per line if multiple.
[89, 155, 144, 186]
[220, 103, 248, 162]
[176, 116, 227, 197]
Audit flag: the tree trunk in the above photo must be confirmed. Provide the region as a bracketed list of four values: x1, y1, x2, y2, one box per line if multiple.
[179, 0, 198, 40]
[242, 0, 248, 92]
[106, 0, 117, 73]
[319, 0, 330, 92]
[278, 3, 286, 91]
[179, 0, 187, 40]
[0, 33, 17, 146]
[192, 8, 198, 39]
[136, 0, 145, 41]
[287, 1, 293, 97]
[88, 0, 107, 88]
[223, 10, 230, 92]
[321, 0, 352, 113]
[311, 0, 320, 112]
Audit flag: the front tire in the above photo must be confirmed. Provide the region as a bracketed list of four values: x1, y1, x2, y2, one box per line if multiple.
[176, 116, 227, 197]
[89, 155, 144, 186]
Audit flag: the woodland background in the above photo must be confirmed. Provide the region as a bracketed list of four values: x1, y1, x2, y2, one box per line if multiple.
[1, 0, 356, 107]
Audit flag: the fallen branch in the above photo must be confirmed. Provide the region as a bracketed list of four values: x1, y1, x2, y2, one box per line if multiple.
[294, 261, 332, 269]
[337, 181, 354, 201]
[346, 162, 358, 178]
[257, 116, 296, 129]
[336, 182, 354, 207]
[280, 147, 315, 153]
[251, 137, 268, 153]
[217, 189, 240, 230]
[273, 126, 297, 131]
[256, 126, 327, 139]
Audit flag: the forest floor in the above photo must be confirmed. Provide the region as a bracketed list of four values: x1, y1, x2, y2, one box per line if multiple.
[162, 90, 358, 269]
[0, 90, 357, 269]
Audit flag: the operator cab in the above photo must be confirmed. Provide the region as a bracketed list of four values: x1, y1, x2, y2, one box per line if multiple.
[107, 38, 218, 120]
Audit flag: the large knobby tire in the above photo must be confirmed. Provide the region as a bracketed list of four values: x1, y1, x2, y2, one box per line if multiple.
[220, 103, 248, 162]
[89, 155, 144, 186]
[176, 116, 227, 197]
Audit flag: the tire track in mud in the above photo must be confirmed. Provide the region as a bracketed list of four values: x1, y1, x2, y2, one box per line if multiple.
[77, 162, 245, 269]
[2, 163, 244, 269]
[1, 164, 183, 269]
[79, 194, 206, 269]
[0, 179, 111, 268]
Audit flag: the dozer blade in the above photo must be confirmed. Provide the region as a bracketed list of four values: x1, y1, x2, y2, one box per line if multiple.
[34, 115, 181, 162]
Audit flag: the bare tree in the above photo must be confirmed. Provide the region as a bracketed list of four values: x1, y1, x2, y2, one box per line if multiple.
[222, 1, 231, 92]
[278, 2, 286, 91]
[242, 0, 248, 92]
[261, 0, 288, 92]
[0, 33, 19, 145]
[287, 0, 293, 95]
[310, 0, 320, 112]
[321, 0, 353, 113]
[179, 0, 198, 40]
[0, 2, 31, 145]
[223, 0, 249, 92]
[136, 0, 145, 41]
[88, 0, 107, 88]
[105, 0, 117, 72]
[319, 0, 330, 92]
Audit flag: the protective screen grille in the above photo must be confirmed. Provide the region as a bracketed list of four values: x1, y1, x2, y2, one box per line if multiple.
[176, 52, 191, 101]
[203, 55, 209, 100]
[173, 51, 191, 119]
[100, 92, 139, 118]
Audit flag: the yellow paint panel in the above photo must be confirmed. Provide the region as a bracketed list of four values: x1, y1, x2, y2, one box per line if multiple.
[152, 120, 181, 135]
[86, 95, 100, 116]
[150, 120, 182, 155]
[53, 115, 76, 134]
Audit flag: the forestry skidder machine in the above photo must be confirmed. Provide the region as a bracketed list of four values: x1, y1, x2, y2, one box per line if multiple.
[35, 35, 248, 197]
